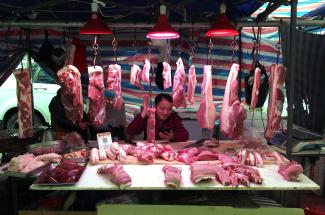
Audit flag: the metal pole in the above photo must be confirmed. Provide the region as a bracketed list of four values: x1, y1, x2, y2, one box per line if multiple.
[286, 0, 298, 158]
[238, 28, 243, 101]
[0, 20, 325, 28]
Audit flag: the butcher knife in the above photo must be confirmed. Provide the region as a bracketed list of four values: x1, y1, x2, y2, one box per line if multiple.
[183, 139, 206, 149]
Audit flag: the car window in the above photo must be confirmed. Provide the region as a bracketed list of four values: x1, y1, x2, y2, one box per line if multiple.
[33, 68, 56, 84]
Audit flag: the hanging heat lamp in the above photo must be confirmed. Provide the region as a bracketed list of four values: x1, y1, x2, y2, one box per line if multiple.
[80, 0, 112, 35]
[146, 5, 180, 39]
[205, 2, 239, 37]
[80, 0, 112, 66]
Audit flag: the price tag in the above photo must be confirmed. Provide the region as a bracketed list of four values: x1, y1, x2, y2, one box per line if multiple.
[97, 132, 112, 150]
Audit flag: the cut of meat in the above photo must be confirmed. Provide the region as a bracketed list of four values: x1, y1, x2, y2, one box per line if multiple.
[196, 150, 219, 161]
[190, 163, 217, 183]
[88, 66, 106, 126]
[162, 62, 172, 89]
[265, 64, 286, 139]
[196, 65, 217, 130]
[187, 65, 197, 105]
[8, 153, 35, 172]
[141, 59, 150, 83]
[97, 164, 132, 188]
[106, 64, 123, 110]
[215, 165, 231, 186]
[62, 131, 85, 148]
[278, 161, 303, 181]
[172, 58, 187, 108]
[223, 163, 263, 184]
[14, 69, 33, 138]
[162, 165, 182, 188]
[218, 153, 236, 164]
[130, 64, 144, 90]
[57, 65, 83, 125]
[249, 68, 261, 110]
[220, 63, 247, 139]
[146, 107, 156, 143]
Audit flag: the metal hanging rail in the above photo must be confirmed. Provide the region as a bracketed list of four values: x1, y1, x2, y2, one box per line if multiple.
[0, 20, 325, 28]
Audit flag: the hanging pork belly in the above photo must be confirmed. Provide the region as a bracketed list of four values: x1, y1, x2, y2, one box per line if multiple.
[106, 64, 123, 110]
[88, 66, 106, 127]
[187, 65, 197, 105]
[130, 64, 144, 90]
[146, 107, 156, 143]
[162, 62, 172, 89]
[220, 63, 247, 139]
[57, 65, 83, 125]
[172, 58, 186, 108]
[249, 67, 261, 110]
[14, 68, 33, 138]
[265, 64, 286, 139]
[141, 58, 150, 83]
[196, 65, 217, 130]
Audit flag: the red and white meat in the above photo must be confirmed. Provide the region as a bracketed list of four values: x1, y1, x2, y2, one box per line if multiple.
[196, 65, 217, 130]
[106, 64, 123, 110]
[88, 66, 106, 127]
[98, 164, 132, 188]
[162, 165, 182, 188]
[249, 67, 261, 110]
[172, 58, 187, 108]
[146, 107, 156, 143]
[162, 62, 172, 89]
[130, 64, 144, 90]
[190, 163, 217, 183]
[57, 65, 83, 124]
[187, 65, 197, 105]
[14, 69, 33, 138]
[236, 149, 263, 167]
[278, 161, 303, 181]
[220, 63, 247, 139]
[265, 64, 286, 139]
[141, 59, 150, 83]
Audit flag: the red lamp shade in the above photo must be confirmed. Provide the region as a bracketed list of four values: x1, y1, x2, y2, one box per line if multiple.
[80, 12, 112, 35]
[205, 14, 239, 37]
[146, 15, 180, 39]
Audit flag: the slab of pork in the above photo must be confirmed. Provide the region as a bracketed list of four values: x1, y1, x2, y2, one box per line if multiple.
[88, 66, 106, 126]
[220, 63, 247, 139]
[97, 164, 132, 188]
[172, 58, 187, 108]
[162, 62, 172, 89]
[14, 69, 33, 138]
[162, 165, 182, 188]
[249, 67, 261, 110]
[57, 65, 83, 124]
[107, 64, 123, 110]
[187, 65, 197, 105]
[196, 65, 217, 130]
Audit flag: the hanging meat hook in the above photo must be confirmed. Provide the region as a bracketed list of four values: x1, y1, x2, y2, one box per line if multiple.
[92, 35, 99, 67]
[112, 35, 118, 64]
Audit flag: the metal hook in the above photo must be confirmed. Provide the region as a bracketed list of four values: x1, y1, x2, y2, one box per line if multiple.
[208, 38, 213, 62]
[92, 35, 99, 67]
[231, 39, 238, 62]
[112, 36, 118, 64]
[147, 39, 152, 61]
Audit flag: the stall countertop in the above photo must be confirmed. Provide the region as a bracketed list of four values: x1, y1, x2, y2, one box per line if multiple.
[30, 163, 320, 191]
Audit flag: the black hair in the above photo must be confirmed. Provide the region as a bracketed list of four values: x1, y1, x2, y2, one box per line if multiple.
[154, 93, 173, 106]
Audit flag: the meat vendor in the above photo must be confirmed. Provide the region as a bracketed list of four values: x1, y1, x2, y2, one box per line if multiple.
[127, 93, 189, 142]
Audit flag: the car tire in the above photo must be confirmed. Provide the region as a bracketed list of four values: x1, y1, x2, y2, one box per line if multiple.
[5, 112, 45, 130]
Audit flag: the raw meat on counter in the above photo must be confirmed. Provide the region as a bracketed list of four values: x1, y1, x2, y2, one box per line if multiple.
[130, 64, 144, 90]
[196, 65, 217, 130]
[162, 62, 172, 89]
[107, 64, 123, 110]
[172, 58, 187, 108]
[141, 58, 151, 83]
[187, 65, 197, 105]
[265, 64, 286, 139]
[162, 165, 182, 188]
[88, 66, 106, 126]
[57, 65, 83, 124]
[146, 107, 156, 143]
[14, 69, 33, 138]
[8, 153, 62, 174]
[278, 161, 303, 181]
[249, 67, 261, 110]
[223, 163, 263, 185]
[89, 142, 127, 164]
[220, 63, 247, 139]
[236, 149, 263, 167]
[62, 131, 85, 147]
[97, 164, 132, 189]
[35, 161, 85, 184]
[190, 163, 218, 183]
[63, 149, 89, 159]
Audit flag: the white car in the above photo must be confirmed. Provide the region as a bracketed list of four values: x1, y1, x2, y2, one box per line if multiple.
[0, 65, 60, 130]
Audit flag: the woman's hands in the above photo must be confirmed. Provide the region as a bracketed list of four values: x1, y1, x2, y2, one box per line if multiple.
[159, 130, 174, 141]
